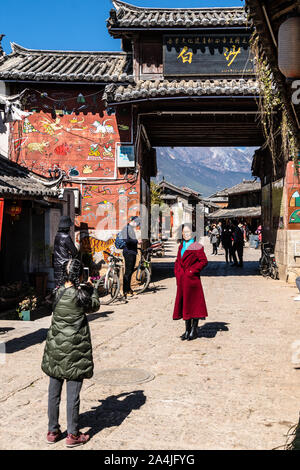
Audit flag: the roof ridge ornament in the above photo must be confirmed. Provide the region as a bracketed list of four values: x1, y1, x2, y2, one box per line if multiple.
[0, 34, 4, 57]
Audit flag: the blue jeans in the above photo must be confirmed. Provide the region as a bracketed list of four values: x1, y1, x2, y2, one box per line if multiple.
[296, 277, 300, 292]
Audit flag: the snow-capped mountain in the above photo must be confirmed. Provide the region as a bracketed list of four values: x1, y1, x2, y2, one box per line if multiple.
[154, 147, 258, 196]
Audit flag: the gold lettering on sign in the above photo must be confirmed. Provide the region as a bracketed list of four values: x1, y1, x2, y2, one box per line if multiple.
[177, 46, 193, 64]
[224, 45, 241, 67]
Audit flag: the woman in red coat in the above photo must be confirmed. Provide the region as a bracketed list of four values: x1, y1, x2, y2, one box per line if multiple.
[173, 224, 208, 341]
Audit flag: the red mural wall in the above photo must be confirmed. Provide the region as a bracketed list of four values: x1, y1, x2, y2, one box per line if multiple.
[9, 90, 139, 261]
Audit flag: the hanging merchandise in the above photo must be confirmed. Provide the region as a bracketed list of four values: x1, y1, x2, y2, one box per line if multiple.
[77, 93, 86, 104]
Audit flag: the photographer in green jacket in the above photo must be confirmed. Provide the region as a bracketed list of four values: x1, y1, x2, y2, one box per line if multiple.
[41, 258, 100, 448]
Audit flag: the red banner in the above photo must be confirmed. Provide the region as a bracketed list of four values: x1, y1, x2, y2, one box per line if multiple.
[0, 198, 4, 251]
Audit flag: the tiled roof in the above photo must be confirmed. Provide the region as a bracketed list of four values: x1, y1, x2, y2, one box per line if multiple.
[226, 180, 261, 195]
[104, 78, 259, 103]
[207, 206, 261, 219]
[108, 1, 249, 30]
[0, 155, 59, 197]
[0, 43, 134, 83]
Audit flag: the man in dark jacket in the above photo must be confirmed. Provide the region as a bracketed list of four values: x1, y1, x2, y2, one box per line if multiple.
[231, 220, 244, 267]
[120, 216, 141, 298]
[53, 216, 78, 286]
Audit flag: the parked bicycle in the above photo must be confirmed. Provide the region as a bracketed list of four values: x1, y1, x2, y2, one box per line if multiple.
[93, 251, 122, 304]
[259, 243, 279, 279]
[134, 246, 153, 294]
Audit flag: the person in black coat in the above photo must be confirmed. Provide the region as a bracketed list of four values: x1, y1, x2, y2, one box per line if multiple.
[231, 220, 244, 267]
[53, 216, 78, 286]
[221, 223, 233, 264]
[120, 216, 141, 299]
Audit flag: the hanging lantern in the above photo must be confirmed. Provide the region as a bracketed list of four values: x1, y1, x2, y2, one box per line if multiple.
[6, 201, 22, 220]
[278, 16, 300, 78]
[77, 93, 86, 104]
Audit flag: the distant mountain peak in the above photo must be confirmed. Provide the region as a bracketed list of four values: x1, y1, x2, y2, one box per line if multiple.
[154, 147, 259, 197]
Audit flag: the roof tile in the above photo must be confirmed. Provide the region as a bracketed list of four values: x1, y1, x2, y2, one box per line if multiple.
[109, 1, 249, 30]
[0, 43, 134, 83]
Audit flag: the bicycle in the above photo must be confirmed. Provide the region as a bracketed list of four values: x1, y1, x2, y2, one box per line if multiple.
[93, 251, 122, 304]
[259, 243, 279, 280]
[134, 246, 153, 294]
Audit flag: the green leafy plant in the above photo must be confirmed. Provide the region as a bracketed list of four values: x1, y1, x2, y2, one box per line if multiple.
[16, 289, 37, 319]
[150, 181, 162, 206]
[249, 31, 297, 176]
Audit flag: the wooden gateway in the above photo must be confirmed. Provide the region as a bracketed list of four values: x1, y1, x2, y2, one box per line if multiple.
[1, 0, 298, 280]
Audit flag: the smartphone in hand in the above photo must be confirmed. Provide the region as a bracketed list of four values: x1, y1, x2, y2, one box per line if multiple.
[83, 267, 89, 283]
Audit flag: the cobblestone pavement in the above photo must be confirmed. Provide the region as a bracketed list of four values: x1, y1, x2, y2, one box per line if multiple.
[1, 238, 300, 450]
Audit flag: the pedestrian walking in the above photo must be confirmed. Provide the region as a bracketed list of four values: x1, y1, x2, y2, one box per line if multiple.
[53, 216, 78, 287]
[210, 224, 219, 255]
[231, 220, 244, 267]
[221, 223, 233, 263]
[41, 258, 100, 447]
[293, 276, 300, 301]
[217, 221, 223, 247]
[118, 216, 141, 299]
[173, 224, 208, 341]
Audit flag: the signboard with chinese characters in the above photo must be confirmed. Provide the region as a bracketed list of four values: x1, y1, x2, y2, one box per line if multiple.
[163, 34, 254, 76]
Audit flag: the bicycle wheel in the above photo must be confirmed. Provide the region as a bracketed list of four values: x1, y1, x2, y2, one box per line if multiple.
[259, 254, 269, 277]
[270, 264, 279, 280]
[134, 267, 151, 294]
[95, 272, 120, 305]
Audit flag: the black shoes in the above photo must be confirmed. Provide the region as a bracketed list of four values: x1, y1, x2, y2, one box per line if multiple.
[180, 319, 199, 341]
[180, 320, 192, 340]
[187, 319, 199, 341]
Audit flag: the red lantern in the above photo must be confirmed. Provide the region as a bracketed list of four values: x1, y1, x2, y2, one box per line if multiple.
[6, 201, 22, 219]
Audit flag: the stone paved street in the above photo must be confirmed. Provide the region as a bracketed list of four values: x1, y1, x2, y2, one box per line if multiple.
[1, 238, 300, 450]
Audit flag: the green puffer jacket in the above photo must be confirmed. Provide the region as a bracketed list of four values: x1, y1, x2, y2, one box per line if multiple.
[41, 285, 100, 381]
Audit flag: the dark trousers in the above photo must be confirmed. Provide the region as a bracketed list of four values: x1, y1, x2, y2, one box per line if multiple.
[123, 252, 137, 293]
[232, 243, 244, 266]
[224, 245, 233, 263]
[48, 376, 83, 435]
[212, 243, 218, 255]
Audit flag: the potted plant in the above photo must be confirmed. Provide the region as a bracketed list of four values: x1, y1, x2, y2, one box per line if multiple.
[16, 294, 37, 321]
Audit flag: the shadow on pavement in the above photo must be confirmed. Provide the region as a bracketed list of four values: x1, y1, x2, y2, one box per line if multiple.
[87, 310, 114, 322]
[5, 328, 48, 353]
[197, 322, 230, 338]
[151, 260, 260, 282]
[0, 327, 15, 335]
[80, 390, 146, 439]
[202, 261, 260, 277]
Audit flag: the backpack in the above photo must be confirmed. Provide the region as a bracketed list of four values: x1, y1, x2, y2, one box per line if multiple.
[115, 232, 126, 250]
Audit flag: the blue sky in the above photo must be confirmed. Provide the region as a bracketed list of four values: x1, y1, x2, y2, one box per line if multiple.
[1, 0, 244, 54]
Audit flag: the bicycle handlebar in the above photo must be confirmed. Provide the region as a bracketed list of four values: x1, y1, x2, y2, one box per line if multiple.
[103, 251, 122, 262]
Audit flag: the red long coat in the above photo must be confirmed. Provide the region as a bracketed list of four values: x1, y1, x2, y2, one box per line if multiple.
[173, 241, 208, 321]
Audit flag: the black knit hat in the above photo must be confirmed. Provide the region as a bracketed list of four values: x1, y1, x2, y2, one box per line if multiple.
[58, 215, 73, 229]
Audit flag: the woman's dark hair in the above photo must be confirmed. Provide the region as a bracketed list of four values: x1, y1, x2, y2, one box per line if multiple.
[56, 258, 92, 309]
